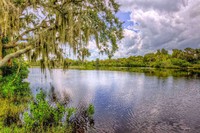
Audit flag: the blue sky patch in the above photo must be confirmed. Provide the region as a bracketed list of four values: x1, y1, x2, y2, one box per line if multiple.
[116, 11, 134, 28]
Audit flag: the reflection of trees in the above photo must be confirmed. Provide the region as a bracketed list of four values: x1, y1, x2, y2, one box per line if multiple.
[71, 105, 95, 133]
[142, 69, 200, 78]
[48, 84, 95, 132]
[48, 83, 70, 106]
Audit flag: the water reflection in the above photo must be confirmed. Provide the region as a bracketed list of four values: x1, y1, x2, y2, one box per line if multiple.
[71, 104, 95, 133]
[28, 68, 200, 133]
[48, 83, 70, 105]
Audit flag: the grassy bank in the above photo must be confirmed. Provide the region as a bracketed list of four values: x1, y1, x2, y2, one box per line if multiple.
[68, 66, 200, 77]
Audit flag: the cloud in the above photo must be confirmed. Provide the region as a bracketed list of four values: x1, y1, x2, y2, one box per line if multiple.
[114, 29, 143, 57]
[113, 0, 200, 57]
[116, 0, 186, 12]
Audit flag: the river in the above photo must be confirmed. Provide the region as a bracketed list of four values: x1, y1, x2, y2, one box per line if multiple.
[28, 68, 200, 133]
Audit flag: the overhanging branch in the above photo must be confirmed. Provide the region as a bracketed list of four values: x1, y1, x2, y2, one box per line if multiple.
[0, 45, 33, 68]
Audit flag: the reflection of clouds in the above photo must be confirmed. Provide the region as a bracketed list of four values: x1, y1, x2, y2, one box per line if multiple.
[110, 73, 146, 105]
[28, 68, 52, 95]
[51, 70, 73, 100]
[51, 70, 97, 107]
[28, 69, 200, 132]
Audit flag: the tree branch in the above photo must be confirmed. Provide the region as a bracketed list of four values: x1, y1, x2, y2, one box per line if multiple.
[3, 39, 29, 49]
[0, 45, 32, 68]
[3, 22, 47, 49]
[3, 42, 18, 49]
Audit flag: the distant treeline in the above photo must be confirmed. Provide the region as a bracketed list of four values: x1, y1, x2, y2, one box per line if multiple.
[31, 48, 200, 69]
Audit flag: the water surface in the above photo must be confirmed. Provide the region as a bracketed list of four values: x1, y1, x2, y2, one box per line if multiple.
[28, 68, 200, 133]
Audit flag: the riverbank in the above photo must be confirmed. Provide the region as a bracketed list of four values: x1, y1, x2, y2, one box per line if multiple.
[30, 65, 200, 77]
[65, 66, 200, 77]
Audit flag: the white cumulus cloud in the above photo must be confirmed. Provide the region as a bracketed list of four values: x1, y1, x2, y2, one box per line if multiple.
[114, 0, 200, 57]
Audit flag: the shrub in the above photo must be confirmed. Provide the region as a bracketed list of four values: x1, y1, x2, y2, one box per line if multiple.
[0, 59, 31, 127]
[171, 58, 191, 67]
[23, 90, 76, 132]
[0, 59, 31, 99]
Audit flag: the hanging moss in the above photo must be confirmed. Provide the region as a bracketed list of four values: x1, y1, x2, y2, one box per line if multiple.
[0, 0, 123, 69]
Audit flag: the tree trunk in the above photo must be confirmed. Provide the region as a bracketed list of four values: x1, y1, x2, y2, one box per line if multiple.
[0, 40, 2, 76]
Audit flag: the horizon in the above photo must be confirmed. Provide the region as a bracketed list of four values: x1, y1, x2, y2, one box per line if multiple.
[80, 0, 200, 60]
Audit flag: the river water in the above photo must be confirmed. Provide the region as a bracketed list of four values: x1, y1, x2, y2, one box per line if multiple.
[28, 68, 200, 133]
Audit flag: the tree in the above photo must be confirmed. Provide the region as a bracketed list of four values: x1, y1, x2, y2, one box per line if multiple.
[183, 48, 196, 63]
[161, 48, 168, 55]
[95, 58, 100, 68]
[143, 53, 156, 63]
[77, 47, 91, 62]
[172, 49, 183, 59]
[0, 0, 123, 69]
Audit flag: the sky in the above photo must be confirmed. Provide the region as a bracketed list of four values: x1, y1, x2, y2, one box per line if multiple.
[87, 0, 200, 60]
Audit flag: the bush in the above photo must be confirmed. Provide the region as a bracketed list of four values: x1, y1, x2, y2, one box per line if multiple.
[0, 59, 31, 99]
[171, 58, 191, 67]
[0, 59, 31, 127]
[0, 59, 95, 132]
[23, 90, 76, 132]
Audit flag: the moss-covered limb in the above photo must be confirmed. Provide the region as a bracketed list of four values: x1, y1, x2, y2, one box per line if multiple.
[0, 46, 32, 68]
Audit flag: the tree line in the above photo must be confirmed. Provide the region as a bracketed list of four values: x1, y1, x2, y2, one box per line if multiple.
[62, 48, 200, 69]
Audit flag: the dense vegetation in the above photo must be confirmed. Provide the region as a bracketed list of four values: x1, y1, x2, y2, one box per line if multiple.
[0, 59, 31, 132]
[0, 60, 95, 132]
[60, 48, 200, 69]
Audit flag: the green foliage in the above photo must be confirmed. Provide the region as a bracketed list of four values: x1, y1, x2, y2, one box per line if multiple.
[95, 58, 100, 68]
[0, 98, 28, 127]
[87, 104, 95, 118]
[77, 47, 91, 62]
[0, 59, 95, 132]
[0, 0, 123, 68]
[66, 108, 76, 122]
[0, 60, 30, 98]
[0, 59, 31, 128]
[171, 58, 191, 67]
[1, 36, 9, 44]
[24, 90, 76, 131]
[23, 91, 95, 132]
[57, 48, 200, 69]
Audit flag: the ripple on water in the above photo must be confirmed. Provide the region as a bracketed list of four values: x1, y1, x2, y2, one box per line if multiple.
[28, 68, 200, 133]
